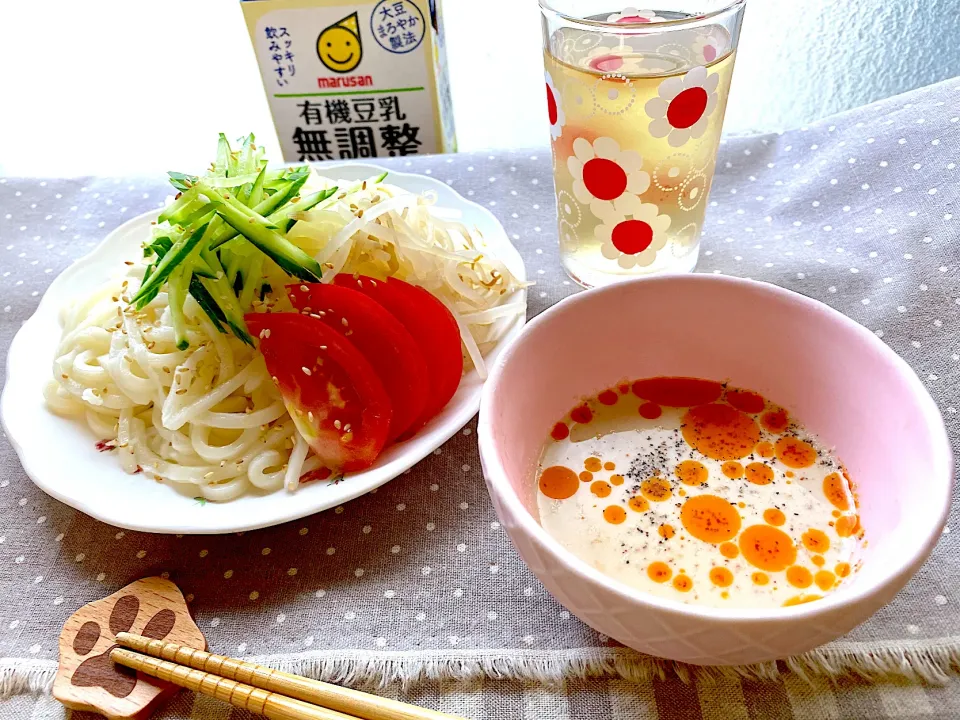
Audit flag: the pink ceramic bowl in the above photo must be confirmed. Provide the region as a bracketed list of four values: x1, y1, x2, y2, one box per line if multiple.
[478, 274, 952, 666]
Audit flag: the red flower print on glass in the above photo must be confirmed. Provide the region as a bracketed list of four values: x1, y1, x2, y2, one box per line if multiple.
[545, 70, 566, 141]
[582, 46, 648, 75]
[596, 194, 671, 268]
[645, 66, 720, 147]
[568, 136, 650, 219]
[606, 7, 665, 23]
[693, 33, 727, 64]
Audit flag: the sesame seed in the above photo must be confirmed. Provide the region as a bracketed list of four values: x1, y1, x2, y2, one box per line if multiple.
[341, 318, 349, 327]
[302, 367, 312, 376]
[334, 420, 342, 430]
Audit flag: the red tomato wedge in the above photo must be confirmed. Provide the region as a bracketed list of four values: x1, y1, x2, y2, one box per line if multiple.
[287, 283, 429, 442]
[245, 313, 392, 473]
[332, 274, 463, 434]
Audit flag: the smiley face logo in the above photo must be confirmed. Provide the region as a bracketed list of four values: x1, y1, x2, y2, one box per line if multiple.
[317, 12, 362, 73]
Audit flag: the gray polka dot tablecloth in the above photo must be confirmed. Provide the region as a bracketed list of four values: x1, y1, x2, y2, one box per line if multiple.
[1, 77, 960, 720]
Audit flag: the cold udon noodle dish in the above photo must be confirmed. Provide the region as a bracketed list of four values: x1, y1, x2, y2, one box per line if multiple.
[45, 135, 526, 501]
[536, 377, 864, 609]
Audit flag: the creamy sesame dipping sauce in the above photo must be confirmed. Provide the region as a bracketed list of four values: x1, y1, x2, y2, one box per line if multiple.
[536, 377, 865, 609]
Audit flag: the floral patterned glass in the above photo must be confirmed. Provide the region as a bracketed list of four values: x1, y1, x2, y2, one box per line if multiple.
[541, 1, 746, 287]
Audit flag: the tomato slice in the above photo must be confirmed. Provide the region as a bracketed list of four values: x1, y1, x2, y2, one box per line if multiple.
[332, 274, 463, 433]
[245, 313, 392, 473]
[287, 283, 429, 441]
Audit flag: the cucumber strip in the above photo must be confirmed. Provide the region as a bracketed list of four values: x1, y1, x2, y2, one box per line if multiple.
[200, 183, 281, 230]
[214, 133, 231, 178]
[209, 174, 312, 250]
[180, 202, 221, 234]
[182, 217, 222, 285]
[238, 253, 265, 310]
[188, 275, 226, 333]
[275, 185, 340, 232]
[263, 168, 289, 189]
[198, 246, 254, 346]
[243, 166, 267, 207]
[220, 236, 255, 289]
[263, 164, 306, 189]
[203, 172, 262, 189]
[170, 200, 209, 227]
[220, 244, 240, 283]
[224, 317, 255, 346]
[200, 184, 322, 282]
[273, 167, 311, 203]
[216, 208, 322, 281]
[167, 266, 190, 351]
[157, 188, 200, 224]
[237, 133, 257, 176]
[141, 235, 173, 287]
[167, 171, 198, 192]
[273, 174, 378, 232]
[197, 275, 253, 346]
[143, 235, 173, 259]
[132, 215, 215, 308]
[135, 281, 163, 309]
[192, 255, 218, 279]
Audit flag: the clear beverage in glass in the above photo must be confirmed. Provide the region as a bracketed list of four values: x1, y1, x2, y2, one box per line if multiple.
[541, 2, 746, 287]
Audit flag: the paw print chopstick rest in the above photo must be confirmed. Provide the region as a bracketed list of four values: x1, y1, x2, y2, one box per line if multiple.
[53, 576, 206, 719]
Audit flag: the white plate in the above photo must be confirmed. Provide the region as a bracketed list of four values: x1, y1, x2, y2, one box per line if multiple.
[1, 163, 527, 535]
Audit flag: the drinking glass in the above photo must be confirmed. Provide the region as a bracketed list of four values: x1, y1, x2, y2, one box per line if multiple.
[540, 1, 746, 287]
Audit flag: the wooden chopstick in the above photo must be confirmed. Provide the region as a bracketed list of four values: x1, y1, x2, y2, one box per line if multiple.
[113, 633, 468, 720]
[111, 647, 357, 720]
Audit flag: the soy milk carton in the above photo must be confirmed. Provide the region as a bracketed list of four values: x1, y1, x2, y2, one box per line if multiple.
[241, 0, 456, 161]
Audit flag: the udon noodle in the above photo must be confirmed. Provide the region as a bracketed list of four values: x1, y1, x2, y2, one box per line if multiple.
[44, 268, 322, 500]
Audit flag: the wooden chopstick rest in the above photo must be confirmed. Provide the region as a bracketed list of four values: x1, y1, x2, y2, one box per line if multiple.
[52, 577, 206, 720]
[111, 648, 358, 720]
[115, 633, 468, 720]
